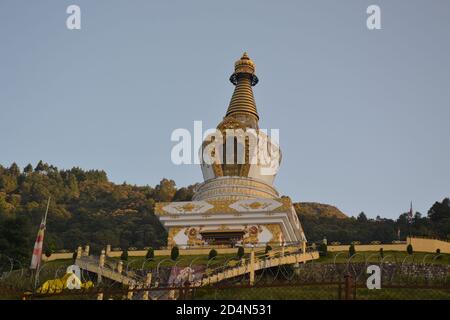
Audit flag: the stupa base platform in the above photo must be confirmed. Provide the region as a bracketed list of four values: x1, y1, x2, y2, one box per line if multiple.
[155, 197, 306, 248]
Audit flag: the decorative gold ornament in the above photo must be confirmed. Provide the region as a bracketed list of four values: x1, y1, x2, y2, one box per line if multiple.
[167, 227, 183, 247]
[184, 228, 204, 246]
[242, 225, 263, 245]
[265, 224, 282, 244]
[241, 201, 271, 210]
[173, 202, 205, 213]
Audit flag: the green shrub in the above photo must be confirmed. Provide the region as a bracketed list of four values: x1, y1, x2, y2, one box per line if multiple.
[349, 244, 356, 257]
[45, 249, 52, 258]
[379, 248, 384, 258]
[407, 244, 413, 255]
[319, 243, 327, 257]
[146, 247, 154, 260]
[436, 248, 442, 260]
[208, 249, 218, 260]
[171, 246, 179, 261]
[265, 245, 272, 254]
[121, 250, 129, 261]
[237, 246, 245, 259]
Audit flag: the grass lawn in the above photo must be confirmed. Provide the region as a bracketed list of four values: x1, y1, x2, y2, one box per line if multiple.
[194, 284, 340, 300]
[193, 285, 450, 300]
[118, 254, 246, 270]
[318, 251, 450, 265]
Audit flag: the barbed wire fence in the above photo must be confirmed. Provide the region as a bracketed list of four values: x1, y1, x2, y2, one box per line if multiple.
[1, 250, 449, 300]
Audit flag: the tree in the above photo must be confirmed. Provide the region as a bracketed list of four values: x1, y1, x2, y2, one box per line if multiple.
[24, 164, 33, 174]
[154, 179, 176, 202]
[171, 246, 179, 261]
[146, 247, 154, 260]
[208, 249, 218, 260]
[237, 246, 244, 259]
[428, 198, 450, 223]
[349, 244, 356, 257]
[407, 244, 413, 255]
[428, 198, 450, 238]
[35, 160, 49, 172]
[357, 212, 368, 222]
[121, 250, 129, 261]
[0, 216, 32, 264]
[173, 186, 196, 202]
[8, 163, 20, 176]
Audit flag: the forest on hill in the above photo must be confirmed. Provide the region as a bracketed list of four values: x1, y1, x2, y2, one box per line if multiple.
[0, 161, 449, 264]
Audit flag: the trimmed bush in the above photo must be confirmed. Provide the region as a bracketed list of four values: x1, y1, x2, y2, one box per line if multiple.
[146, 247, 154, 260]
[171, 246, 179, 261]
[45, 249, 52, 258]
[379, 248, 384, 258]
[407, 244, 413, 255]
[121, 250, 129, 261]
[349, 244, 356, 257]
[237, 246, 245, 259]
[436, 248, 442, 260]
[208, 249, 218, 260]
[265, 245, 272, 254]
[319, 243, 327, 257]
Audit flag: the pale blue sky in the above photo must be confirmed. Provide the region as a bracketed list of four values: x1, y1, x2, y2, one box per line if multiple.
[1, 0, 449, 218]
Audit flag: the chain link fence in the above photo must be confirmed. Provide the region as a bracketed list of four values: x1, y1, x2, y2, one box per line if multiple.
[1, 252, 449, 300]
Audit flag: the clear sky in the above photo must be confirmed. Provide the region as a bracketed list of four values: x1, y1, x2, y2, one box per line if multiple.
[1, 0, 449, 219]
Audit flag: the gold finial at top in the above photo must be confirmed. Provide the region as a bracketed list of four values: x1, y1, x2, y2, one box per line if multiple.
[230, 52, 259, 86]
[234, 52, 256, 75]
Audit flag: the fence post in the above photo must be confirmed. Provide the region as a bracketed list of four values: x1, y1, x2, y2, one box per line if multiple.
[338, 280, 342, 300]
[76, 246, 82, 259]
[117, 261, 123, 274]
[99, 250, 105, 267]
[142, 272, 152, 301]
[183, 281, 191, 300]
[249, 246, 255, 286]
[344, 273, 351, 300]
[83, 245, 90, 257]
[127, 283, 134, 300]
[98, 250, 105, 284]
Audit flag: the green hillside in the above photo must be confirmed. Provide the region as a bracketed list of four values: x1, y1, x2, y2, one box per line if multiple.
[0, 161, 449, 265]
[294, 202, 348, 219]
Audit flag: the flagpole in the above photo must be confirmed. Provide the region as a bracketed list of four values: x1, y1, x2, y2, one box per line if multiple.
[408, 201, 412, 245]
[43, 197, 50, 225]
[33, 197, 51, 290]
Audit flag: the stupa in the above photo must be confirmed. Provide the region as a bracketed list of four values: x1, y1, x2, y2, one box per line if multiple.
[155, 53, 306, 248]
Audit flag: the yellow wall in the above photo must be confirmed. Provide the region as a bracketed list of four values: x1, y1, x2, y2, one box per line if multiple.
[42, 252, 73, 262]
[328, 244, 406, 252]
[106, 247, 265, 258]
[410, 237, 450, 254]
[328, 237, 450, 254]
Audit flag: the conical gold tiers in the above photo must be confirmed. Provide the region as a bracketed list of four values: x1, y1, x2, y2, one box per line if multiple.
[226, 53, 259, 128]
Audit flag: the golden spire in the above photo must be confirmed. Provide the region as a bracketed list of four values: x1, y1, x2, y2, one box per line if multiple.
[225, 53, 259, 128]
